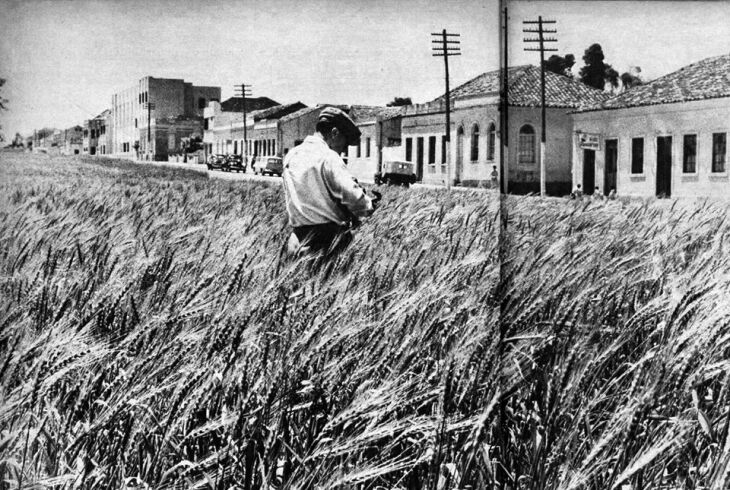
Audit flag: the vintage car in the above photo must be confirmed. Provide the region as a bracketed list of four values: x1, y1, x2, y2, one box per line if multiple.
[225, 154, 247, 173]
[206, 154, 228, 171]
[374, 160, 417, 186]
[253, 156, 284, 177]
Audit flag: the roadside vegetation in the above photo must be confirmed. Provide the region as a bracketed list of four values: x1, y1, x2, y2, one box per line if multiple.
[0, 152, 728, 489]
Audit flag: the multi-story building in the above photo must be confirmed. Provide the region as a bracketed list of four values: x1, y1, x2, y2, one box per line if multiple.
[111, 76, 220, 160]
[83, 109, 111, 156]
[572, 53, 730, 199]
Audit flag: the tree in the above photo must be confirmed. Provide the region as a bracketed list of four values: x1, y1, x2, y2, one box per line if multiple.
[579, 44, 619, 91]
[386, 97, 412, 107]
[620, 66, 643, 91]
[543, 54, 576, 77]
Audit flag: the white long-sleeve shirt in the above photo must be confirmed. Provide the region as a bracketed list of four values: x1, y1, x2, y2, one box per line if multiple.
[282, 135, 373, 227]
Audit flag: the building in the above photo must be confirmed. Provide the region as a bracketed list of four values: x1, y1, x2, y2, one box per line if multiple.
[83, 109, 111, 156]
[111, 76, 220, 160]
[346, 106, 405, 183]
[60, 126, 84, 155]
[203, 97, 280, 156]
[572, 53, 730, 199]
[204, 98, 306, 161]
[398, 65, 607, 191]
[278, 105, 348, 157]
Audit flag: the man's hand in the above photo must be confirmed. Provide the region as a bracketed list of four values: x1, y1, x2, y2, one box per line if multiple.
[370, 190, 382, 210]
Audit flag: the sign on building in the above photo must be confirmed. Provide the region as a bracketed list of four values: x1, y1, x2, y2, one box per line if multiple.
[578, 132, 601, 150]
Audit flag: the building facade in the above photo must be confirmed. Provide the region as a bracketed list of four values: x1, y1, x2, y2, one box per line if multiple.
[111, 76, 220, 159]
[83, 109, 111, 156]
[572, 53, 730, 199]
[398, 65, 607, 192]
[346, 106, 404, 184]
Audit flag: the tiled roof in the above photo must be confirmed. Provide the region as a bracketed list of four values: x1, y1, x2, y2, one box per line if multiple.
[349, 105, 404, 124]
[433, 65, 608, 108]
[252, 102, 308, 121]
[221, 96, 279, 113]
[577, 53, 730, 112]
[278, 104, 346, 123]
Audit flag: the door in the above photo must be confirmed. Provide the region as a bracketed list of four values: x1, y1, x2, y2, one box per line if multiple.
[583, 150, 595, 195]
[456, 127, 464, 182]
[604, 139, 618, 196]
[656, 136, 672, 198]
[416, 137, 424, 181]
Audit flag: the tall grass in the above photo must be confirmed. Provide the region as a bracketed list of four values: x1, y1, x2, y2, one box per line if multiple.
[1, 152, 728, 489]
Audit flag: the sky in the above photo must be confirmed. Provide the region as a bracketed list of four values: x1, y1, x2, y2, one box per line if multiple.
[1, 0, 729, 139]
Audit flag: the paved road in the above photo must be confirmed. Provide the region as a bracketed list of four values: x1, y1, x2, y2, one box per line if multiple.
[142, 159, 490, 192]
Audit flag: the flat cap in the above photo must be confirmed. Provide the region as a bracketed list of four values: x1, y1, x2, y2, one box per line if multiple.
[319, 107, 361, 146]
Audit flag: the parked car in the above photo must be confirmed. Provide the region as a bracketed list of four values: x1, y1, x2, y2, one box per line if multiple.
[226, 154, 247, 173]
[253, 156, 284, 176]
[374, 160, 417, 186]
[207, 154, 227, 171]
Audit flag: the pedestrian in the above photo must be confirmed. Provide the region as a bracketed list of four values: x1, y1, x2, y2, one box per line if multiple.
[593, 186, 604, 200]
[608, 188, 617, 200]
[490, 165, 499, 190]
[571, 183, 583, 199]
[282, 107, 379, 258]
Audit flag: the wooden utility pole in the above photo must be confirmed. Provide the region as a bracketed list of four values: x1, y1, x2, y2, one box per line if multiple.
[432, 29, 460, 190]
[234, 83, 253, 165]
[144, 102, 155, 160]
[523, 16, 557, 197]
[499, 5, 509, 194]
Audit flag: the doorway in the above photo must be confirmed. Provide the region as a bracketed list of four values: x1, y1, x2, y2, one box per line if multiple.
[656, 136, 672, 198]
[604, 139, 618, 196]
[583, 149, 595, 195]
[416, 137, 424, 181]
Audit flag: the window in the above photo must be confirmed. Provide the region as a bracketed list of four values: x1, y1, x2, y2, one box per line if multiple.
[356, 140, 361, 158]
[134, 118, 138, 128]
[405, 137, 413, 161]
[428, 136, 436, 164]
[366, 137, 371, 158]
[683, 134, 697, 173]
[631, 138, 644, 174]
[713, 133, 727, 173]
[470, 124, 480, 161]
[487, 123, 496, 160]
[518, 125, 536, 164]
[198, 97, 206, 109]
[441, 136, 447, 173]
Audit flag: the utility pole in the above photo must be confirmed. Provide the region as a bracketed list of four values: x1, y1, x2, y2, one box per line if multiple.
[432, 29, 460, 190]
[144, 102, 155, 160]
[499, 4, 509, 194]
[523, 16, 557, 197]
[234, 83, 253, 165]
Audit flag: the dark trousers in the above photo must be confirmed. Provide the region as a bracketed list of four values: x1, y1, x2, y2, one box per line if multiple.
[293, 223, 353, 256]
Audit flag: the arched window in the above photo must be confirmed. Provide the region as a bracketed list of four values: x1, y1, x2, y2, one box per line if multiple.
[470, 124, 480, 161]
[487, 122, 496, 160]
[518, 125, 536, 164]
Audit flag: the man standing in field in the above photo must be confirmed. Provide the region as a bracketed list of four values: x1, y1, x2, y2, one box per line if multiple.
[282, 107, 376, 256]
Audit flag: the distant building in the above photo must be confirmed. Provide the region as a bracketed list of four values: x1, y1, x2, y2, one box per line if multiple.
[60, 126, 84, 155]
[203, 97, 280, 156]
[111, 76, 220, 160]
[572, 53, 730, 199]
[83, 109, 111, 156]
[397, 66, 607, 191]
[204, 98, 307, 161]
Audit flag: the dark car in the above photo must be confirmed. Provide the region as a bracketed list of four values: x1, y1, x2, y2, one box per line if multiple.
[374, 160, 417, 186]
[253, 156, 284, 176]
[207, 154, 227, 171]
[226, 154, 247, 173]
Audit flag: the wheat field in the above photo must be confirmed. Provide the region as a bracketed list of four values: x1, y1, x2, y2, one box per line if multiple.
[0, 152, 729, 489]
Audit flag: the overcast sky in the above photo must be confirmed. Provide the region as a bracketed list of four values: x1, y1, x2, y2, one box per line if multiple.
[1, 0, 728, 138]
